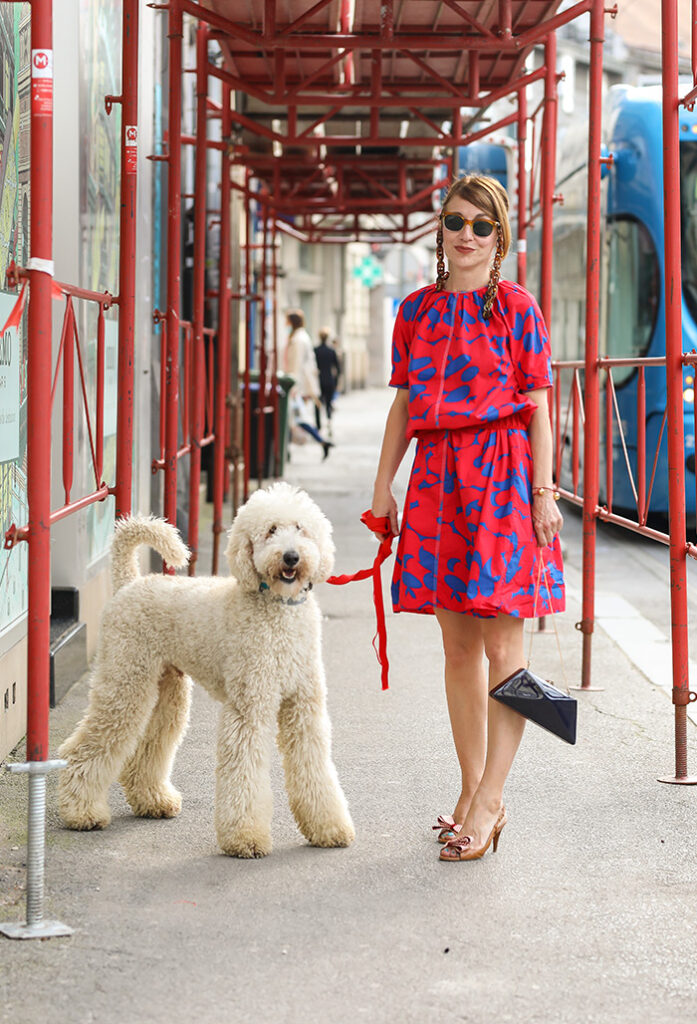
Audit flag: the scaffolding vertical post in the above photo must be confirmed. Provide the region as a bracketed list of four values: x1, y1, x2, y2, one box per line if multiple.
[188, 21, 209, 571]
[539, 32, 557, 327]
[516, 85, 528, 289]
[257, 198, 268, 486]
[114, 0, 139, 520]
[574, 0, 605, 691]
[212, 83, 232, 574]
[271, 217, 281, 477]
[658, 0, 697, 783]
[1, 0, 72, 943]
[243, 174, 252, 501]
[164, 0, 183, 528]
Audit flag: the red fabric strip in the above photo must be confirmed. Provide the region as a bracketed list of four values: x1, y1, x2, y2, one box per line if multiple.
[326, 510, 395, 690]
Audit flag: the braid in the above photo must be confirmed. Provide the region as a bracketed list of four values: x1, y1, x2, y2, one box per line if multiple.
[482, 229, 503, 320]
[434, 224, 449, 291]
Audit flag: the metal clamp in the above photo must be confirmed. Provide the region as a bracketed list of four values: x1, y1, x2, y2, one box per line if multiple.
[575, 619, 594, 635]
[672, 689, 697, 707]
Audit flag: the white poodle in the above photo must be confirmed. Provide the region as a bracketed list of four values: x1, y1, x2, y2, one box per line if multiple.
[57, 482, 355, 858]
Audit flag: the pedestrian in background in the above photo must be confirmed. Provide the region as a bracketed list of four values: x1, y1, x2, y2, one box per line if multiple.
[314, 326, 341, 436]
[371, 174, 565, 862]
[283, 309, 333, 459]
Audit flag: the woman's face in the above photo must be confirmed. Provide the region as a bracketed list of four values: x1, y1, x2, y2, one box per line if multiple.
[440, 196, 498, 286]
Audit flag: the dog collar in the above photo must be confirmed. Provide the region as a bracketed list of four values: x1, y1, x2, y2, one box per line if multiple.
[259, 580, 312, 606]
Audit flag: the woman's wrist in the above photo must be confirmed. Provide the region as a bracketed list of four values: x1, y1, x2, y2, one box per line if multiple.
[532, 485, 560, 500]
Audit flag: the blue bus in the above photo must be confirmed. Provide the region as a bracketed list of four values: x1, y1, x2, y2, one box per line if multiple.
[528, 84, 697, 517]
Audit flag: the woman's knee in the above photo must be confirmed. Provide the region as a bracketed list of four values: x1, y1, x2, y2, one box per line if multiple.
[483, 631, 524, 675]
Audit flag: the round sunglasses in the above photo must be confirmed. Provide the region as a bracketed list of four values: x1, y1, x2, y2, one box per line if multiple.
[441, 213, 498, 237]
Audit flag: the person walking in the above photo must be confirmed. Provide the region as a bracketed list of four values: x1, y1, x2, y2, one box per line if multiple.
[314, 327, 341, 435]
[283, 309, 333, 459]
[370, 174, 565, 862]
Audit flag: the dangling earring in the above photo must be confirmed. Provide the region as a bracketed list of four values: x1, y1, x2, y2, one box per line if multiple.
[483, 229, 503, 320]
[435, 224, 449, 291]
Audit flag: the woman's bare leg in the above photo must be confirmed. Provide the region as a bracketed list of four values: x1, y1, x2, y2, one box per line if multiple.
[434, 608, 488, 823]
[454, 613, 526, 847]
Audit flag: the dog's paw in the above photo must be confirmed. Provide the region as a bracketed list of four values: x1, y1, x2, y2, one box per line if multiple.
[127, 785, 183, 820]
[58, 799, 111, 832]
[217, 828, 273, 859]
[306, 820, 356, 849]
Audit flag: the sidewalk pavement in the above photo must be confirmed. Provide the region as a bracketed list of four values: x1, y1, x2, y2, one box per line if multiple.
[2, 388, 697, 1024]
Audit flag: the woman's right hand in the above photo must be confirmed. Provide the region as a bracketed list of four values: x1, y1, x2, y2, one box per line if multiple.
[371, 483, 399, 538]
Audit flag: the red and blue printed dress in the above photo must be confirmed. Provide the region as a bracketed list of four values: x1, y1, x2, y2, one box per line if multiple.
[390, 280, 565, 619]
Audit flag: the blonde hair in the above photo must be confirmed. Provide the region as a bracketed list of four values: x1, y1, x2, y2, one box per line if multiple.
[435, 174, 511, 319]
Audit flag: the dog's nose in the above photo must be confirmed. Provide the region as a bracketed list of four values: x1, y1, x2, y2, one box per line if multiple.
[283, 550, 299, 568]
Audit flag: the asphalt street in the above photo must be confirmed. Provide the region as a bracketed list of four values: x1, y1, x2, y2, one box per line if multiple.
[2, 387, 697, 1024]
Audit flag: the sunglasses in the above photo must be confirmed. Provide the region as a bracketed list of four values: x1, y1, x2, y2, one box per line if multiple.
[441, 213, 499, 237]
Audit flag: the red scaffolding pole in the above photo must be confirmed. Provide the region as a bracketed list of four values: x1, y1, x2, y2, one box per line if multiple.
[164, 0, 183, 532]
[659, 0, 696, 783]
[0, 0, 72, 941]
[114, 0, 139, 520]
[188, 21, 209, 571]
[212, 84, 232, 574]
[578, 0, 604, 692]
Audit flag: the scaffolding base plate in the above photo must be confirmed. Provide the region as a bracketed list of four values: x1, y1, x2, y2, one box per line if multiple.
[0, 919, 74, 940]
[657, 775, 697, 786]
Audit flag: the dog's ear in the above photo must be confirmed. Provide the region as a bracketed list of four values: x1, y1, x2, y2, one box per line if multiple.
[314, 512, 335, 582]
[225, 522, 259, 590]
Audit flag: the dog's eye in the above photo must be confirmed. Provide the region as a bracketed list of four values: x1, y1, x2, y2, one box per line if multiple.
[267, 525, 277, 537]
[295, 523, 303, 533]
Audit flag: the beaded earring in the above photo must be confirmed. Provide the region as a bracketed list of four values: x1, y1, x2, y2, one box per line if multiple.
[482, 228, 503, 320]
[434, 223, 449, 291]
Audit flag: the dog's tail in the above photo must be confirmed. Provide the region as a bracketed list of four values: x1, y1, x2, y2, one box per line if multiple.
[110, 516, 190, 592]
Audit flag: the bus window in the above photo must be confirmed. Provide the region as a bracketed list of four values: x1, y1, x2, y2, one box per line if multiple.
[680, 141, 697, 325]
[605, 216, 659, 387]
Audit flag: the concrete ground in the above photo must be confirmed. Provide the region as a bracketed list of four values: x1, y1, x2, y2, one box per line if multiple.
[2, 388, 697, 1024]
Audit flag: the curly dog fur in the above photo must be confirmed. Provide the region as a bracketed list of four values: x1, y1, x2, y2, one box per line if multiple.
[57, 482, 355, 858]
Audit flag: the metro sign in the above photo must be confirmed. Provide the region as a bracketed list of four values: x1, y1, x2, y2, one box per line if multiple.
[31, 49, 53, 116]
[125, 125, 138, 174]
[31, 49, 52, 77]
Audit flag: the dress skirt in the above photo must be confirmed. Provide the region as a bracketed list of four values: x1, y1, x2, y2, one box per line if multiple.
[391, 419, 566, 618]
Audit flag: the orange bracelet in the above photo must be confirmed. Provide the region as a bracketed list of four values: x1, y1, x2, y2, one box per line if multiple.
[533, 486, 561, 500]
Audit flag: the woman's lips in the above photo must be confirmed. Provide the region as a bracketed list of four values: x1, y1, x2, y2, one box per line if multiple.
[455, 245, 475, 253]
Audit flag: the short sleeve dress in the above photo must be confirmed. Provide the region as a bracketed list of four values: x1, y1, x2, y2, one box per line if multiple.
[389, 280, 565, 619]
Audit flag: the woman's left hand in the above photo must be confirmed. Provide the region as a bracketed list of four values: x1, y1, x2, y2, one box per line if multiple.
[532, 492, 563, 548]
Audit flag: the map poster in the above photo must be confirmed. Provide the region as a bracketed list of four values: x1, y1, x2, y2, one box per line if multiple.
[0, 5, 30, 639]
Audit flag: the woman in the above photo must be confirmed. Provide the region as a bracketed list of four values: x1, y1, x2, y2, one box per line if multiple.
[371, 175, 565, 862]
[284, 309, 333, 459]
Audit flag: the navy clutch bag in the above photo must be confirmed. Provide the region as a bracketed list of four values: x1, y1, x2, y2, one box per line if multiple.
[490, 667, 577, 745]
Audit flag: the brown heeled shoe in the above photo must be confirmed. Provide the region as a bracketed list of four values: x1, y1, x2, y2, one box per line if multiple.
[439, 806, 507, 862]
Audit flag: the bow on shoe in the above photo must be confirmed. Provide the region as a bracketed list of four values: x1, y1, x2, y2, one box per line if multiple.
[432, 814, 463, 836]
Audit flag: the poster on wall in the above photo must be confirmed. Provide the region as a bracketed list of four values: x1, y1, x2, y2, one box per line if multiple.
[0, 5, 30, 638]
[79, 0, 121, 566]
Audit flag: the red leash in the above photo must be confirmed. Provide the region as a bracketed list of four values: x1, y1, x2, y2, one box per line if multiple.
[326, 510, 395, 690]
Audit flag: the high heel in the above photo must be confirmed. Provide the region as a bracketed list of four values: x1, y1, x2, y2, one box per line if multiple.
[439, 805, 507, 862]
